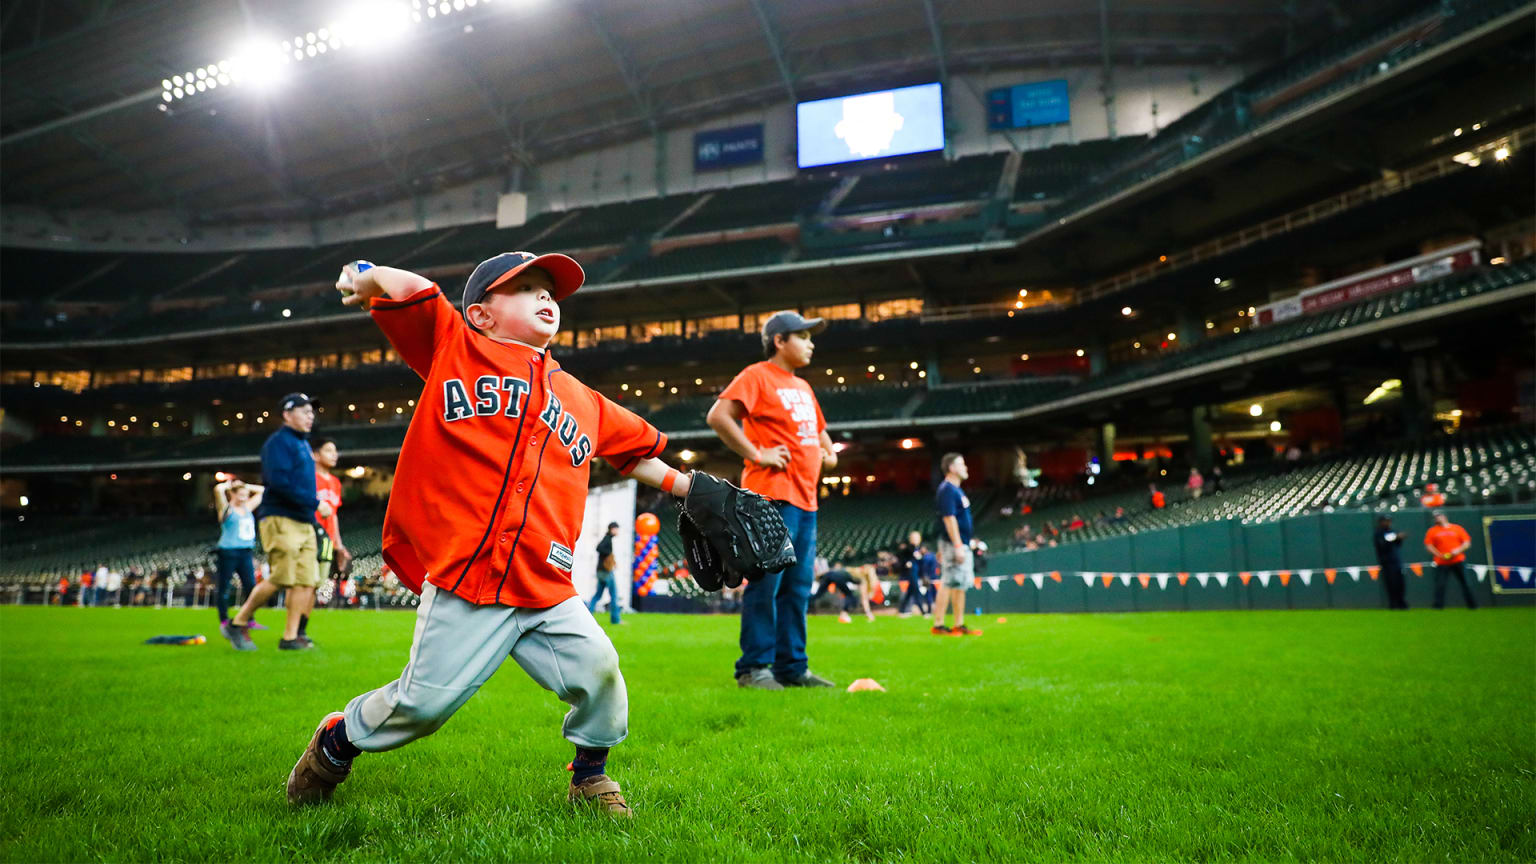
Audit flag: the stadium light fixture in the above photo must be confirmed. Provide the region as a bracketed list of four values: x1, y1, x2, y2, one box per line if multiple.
[1075, 349, 1085, 357]
[1121, 306, 1133, 316]
[183, 472, 193, 480]
[836, 376, 845, 383]
[1019, 354, 1028, 361]
[163, 2, 423, 107]
[679, 449, 695, 462]
[18, 496, 28, 507]
[1494, 146, 1510, 161]
[1167, 333, 1177, 341]
[1363, 378, 1402, 405]
[1248, 403, 1263, 417]
[1269, 420, 1282, 432]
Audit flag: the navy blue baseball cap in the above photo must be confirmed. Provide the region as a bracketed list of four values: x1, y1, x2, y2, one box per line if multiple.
[278, 392, 313, 413]
[462, 251, 584, 330]
[760, 310, 827, 350]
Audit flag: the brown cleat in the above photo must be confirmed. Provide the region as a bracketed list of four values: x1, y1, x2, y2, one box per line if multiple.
[287, 712, 351, 806]
[569, 774, 632, 817]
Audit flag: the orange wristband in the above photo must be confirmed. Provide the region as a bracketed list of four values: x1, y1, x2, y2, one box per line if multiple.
[663, 468, 680, 495]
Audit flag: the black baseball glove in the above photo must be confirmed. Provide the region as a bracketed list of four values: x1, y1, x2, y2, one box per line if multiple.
[676, 471, 796, 591]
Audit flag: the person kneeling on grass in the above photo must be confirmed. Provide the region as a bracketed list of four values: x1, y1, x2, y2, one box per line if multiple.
[287, 254, 729, 817]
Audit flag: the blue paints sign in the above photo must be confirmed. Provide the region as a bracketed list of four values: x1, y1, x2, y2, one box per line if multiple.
[987, 80, 1070, 130]
[694, 124, 764, 171]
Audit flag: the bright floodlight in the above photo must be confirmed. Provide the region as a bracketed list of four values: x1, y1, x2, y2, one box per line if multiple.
[229, 37, 289, 92]
[332, 2, 412, 47]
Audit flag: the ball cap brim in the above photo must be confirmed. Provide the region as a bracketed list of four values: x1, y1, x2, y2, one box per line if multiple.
[278, 392, 313, 413]
[463, 251, 585, 328]
[760, 309, 828, 347]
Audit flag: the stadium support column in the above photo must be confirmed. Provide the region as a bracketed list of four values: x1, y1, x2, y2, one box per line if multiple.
[926, 352, 943, 386]
[188, 473, 215, 515]
[1098, 0, 1117, 139]
[1098, 423, 1118, 475]
[1188, 405, 1214, 472]
[1088, 335, 1108, 377]
[1177, 305, 1203, 348]
[653, 128, 668, 198]
[1401, 353, 1430, 440]
[192, 408, 213, 437]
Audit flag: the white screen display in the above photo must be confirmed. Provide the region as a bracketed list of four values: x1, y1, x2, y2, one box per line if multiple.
[796, 82, 944, 168]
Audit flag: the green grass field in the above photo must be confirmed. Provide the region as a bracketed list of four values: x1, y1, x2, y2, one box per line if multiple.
[2, 605, 1533, 862]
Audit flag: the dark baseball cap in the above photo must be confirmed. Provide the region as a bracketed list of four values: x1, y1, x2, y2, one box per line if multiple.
[760, 310, 827, 349]
[278, 392, 313, 413]
[462, 251, 584, 330]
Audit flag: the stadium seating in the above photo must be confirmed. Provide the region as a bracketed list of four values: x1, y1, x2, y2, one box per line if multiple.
[538, 193, 702, 251]
[1011, 138, 1145, 202]
[617, 237, 791, 281]
[6, 256, 1531, 470]
[914, 379, 1074, 417]
[834, 154, 1007, 215]
[1051, 0, 1517, 222]
[987, 426, 1536, 551]
[668, 179, 839, 235]
[1073, 257, 1536, 399]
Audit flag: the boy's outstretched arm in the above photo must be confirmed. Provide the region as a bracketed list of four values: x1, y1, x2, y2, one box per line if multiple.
[336, 263, 433, 307]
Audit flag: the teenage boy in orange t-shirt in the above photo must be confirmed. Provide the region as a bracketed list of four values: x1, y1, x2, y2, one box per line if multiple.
[708, 311, 838, 690]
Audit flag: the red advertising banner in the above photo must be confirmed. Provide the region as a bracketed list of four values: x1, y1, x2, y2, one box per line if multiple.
[1255, 241, 1481, 326]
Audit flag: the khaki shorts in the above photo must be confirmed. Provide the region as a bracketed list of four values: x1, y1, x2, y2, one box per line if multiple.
[259, 515, 320, 588]
[938, 539, 974, 589]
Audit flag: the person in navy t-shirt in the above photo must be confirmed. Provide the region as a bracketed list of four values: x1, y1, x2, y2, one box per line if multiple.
[933, 453, 979, 636]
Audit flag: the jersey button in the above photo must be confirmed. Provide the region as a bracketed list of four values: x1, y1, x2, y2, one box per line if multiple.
[516, 482, 525, 493]
[499, 532, 509, 544]
[528, 436, 537, 446]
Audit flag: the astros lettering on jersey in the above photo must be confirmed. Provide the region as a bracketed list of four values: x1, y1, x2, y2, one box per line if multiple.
[370, 283, 665, 607]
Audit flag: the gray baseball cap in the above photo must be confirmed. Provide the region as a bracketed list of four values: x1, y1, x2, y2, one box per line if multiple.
[760, 310, 827, 350]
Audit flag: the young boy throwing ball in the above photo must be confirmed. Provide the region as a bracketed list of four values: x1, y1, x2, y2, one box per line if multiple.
[288, 252, 710, 816]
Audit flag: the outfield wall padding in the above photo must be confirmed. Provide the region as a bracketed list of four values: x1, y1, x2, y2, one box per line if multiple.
[970, 507, 1535, 614]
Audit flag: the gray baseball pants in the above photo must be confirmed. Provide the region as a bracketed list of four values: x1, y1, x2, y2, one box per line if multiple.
[344, 583, 627, 751]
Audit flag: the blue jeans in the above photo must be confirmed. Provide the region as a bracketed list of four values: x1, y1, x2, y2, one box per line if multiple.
[215, 548, 256, 623]
[588, 570, 621, 624]
[736, 502, 816, 681]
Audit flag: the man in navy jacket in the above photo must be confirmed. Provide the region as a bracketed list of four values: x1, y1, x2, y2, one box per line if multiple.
[225, 393, 323, 651]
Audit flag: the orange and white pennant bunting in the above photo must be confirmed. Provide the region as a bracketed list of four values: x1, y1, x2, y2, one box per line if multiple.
[1256, 571, 1271, 588]
[1117, 573, 1132, 587]
[985, 576, 1003, 591]
[1213, 572, 1230, 587]
[1297, 570, 1312, 586]
[1029, 573, 1045, 590]
[1346, 567, 1361, 582]
[1471, 564, 1488, 581]
[1194, 572, 1210, 587]
[1081, 572, 1096, 587]
[1154, 573, 1170, 589]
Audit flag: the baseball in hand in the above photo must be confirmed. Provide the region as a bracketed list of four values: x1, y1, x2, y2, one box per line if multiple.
[336, 260, 374, 306]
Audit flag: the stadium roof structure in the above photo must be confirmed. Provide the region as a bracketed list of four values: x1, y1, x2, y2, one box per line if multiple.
[1, 0, 1376, 223]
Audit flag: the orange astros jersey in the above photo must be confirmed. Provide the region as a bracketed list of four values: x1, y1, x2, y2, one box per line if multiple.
[370, 284, 666, 608]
